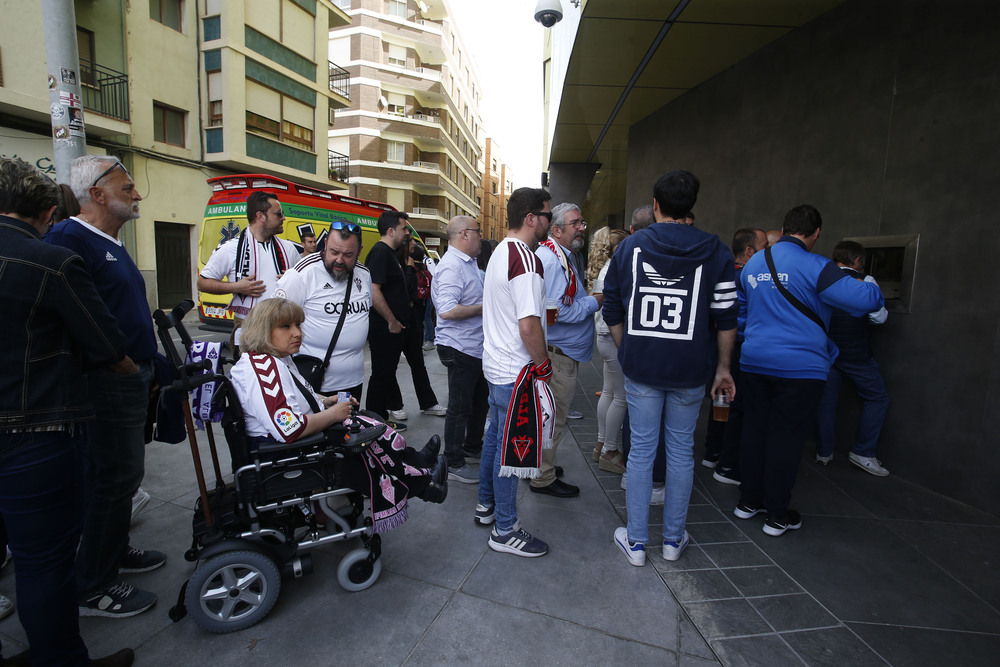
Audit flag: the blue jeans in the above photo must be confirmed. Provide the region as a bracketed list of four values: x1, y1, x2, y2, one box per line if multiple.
[624, 379, 703, 545]
[76, 362, 153, 595]
[816, 358, 890, 458]
[423, 303, 435, 342]
[478, 382, 519, 532]
[437, 345, 489, 468]
[0, 429, 89, 665]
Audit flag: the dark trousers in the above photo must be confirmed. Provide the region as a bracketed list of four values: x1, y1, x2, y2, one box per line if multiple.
[0, 429, 90, 665]
[719, 350, 746, 473]
[816, 358, 890, 459]
[77, 362, 153, 595]
[436, 345, 489, 468]
[400, 317, 439, 411]
[739, 372, 825, 520]
[366, 325, 406, 418]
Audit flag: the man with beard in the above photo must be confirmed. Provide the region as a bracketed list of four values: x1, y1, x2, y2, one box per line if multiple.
[198, 190, 301, 355]
[47, 156, 162, 617]
[532, 203, 602, 498]
[274, 221, 372, 398]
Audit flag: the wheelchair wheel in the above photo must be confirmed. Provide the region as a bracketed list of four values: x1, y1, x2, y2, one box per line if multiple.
[336, 547, 382, 592]
[185, 550, 281, 633]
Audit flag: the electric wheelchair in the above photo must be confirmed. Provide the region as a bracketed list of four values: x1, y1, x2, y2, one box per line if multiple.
[153, 300, 441, 633]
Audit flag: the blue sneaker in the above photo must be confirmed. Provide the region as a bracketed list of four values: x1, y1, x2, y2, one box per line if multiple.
[614, 527, 646, 566]
[662, 531, 690, 561]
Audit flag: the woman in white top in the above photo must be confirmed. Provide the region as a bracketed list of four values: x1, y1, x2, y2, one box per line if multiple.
[229, 298, 447, 531]
[588, 227, 631, 475]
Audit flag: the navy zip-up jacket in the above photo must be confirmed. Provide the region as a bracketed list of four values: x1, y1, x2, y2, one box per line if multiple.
[738, 237, 884, 380]
[603, 222, 737, 389]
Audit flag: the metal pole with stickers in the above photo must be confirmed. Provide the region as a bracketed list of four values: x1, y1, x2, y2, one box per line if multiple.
[42, 0, 87, 183]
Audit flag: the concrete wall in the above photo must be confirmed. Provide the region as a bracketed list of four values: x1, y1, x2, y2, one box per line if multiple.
[625, 0, 1000, 512]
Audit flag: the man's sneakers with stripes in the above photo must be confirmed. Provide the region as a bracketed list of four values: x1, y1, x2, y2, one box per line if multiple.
[488, 525, 548, 557]
[614, 527, 645, 566]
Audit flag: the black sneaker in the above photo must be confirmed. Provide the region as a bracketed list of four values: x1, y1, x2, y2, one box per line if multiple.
[119, 546, 166, 573]
[713, 468, 741, 486]
[386, 419, 407, 432]
[733, 502, 763, 519]
[79, 581, 156, 618]
[488, 526, 548, 557]
[701, 452, 720, 469]
[763, 510, 802, 537]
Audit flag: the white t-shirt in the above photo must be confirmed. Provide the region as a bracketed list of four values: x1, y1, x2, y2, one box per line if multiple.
[200, 233, 302, 317]
[483, 237, 546, 385]
[274, 254, 372, 392]
[231, 353, 322, 442]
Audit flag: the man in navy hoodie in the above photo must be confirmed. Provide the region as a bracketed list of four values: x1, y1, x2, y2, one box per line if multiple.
[736, 205, 883, 537]
[604, 170, 737, 565]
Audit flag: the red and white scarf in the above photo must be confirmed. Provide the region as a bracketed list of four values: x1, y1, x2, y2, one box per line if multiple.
[539, 238, 577, 304]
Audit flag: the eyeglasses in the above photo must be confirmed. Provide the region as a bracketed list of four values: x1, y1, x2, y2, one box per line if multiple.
[91, 161, 128, 187]
[331, 220, 362, 234]
[566, 219, 587, 229]
[533, 211, 553, 222]
[462, 226, 482, 235]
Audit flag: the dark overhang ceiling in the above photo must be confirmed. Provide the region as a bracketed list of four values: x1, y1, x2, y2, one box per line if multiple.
[550, 0, 846, 177]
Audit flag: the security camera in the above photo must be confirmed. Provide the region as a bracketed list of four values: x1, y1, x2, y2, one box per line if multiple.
[534, 0, 563, 28]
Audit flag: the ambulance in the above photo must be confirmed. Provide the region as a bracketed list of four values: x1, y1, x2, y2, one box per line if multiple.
[197, 173, 400, 329]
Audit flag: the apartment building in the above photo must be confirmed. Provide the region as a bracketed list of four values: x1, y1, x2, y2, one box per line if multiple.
[328, 0, 483, 248]
[0, 0, 350, 308]
[477, 137, 512, 241]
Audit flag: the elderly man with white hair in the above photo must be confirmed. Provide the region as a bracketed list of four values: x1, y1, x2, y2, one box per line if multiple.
[46, 155, 163, 619]
[532, 202, 602, 498]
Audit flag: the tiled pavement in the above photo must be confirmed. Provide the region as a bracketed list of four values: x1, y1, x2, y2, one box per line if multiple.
[572, 357, 1000, 666]
[2, 327, 999, 665]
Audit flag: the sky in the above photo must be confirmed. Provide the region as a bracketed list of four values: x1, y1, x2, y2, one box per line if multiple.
[448, 0, 546, 190]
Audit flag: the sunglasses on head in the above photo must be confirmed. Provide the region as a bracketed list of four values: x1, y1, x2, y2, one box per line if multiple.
[91, 161, 128, 187]
[331, 220, 361, 234]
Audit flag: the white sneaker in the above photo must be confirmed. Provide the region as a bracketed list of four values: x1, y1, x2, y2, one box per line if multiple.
[131, 487, 151, 519]
[815, 454, 833, 465]
[422, 341, 435, 351]
[650, 486, 665, 506]
[422, 404, 447, 417]
[614, 527, 646, 567]
[387, 409, 408, 421]
[662, 531, 690, 561]
[849, 453, 889, 477]
[620, 470, 628, 490]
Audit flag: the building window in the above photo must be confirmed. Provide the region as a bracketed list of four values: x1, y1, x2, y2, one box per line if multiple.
[387, 43, 406, 67]
[491, 180, 497, 195]
[387, 103, 404, 116]
[282, 120, 313, 149]
[77, 27, 96, 86]
[246, 110, 280, 138]
[150, 0, 182, 32]
[387, 140, 405, 163]
[387, 0, 406, 19]
[153, 103, 186, 146]
[208, 101, 223, 127]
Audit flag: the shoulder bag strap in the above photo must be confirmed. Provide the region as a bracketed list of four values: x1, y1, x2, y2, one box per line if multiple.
[321, 271, 354, 370]
[764, 246, 827, 335]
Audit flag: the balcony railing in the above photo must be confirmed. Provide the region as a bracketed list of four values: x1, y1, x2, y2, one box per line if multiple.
[412, 207, 440, 216]
[411, 161, 439, 170]
[329, 149, 349, 183]
[413, 113, 439, 123]
[329, 61, 350, 100]
[78, 58, 130, 122]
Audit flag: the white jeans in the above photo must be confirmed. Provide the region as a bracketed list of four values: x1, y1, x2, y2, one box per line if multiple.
[596, 334, 626, 450]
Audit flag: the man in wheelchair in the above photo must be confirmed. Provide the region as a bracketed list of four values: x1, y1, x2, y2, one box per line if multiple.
[229, 298, 448, 532]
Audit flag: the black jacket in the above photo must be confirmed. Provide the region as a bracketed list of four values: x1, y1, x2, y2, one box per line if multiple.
[0, 215, 127, 429]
